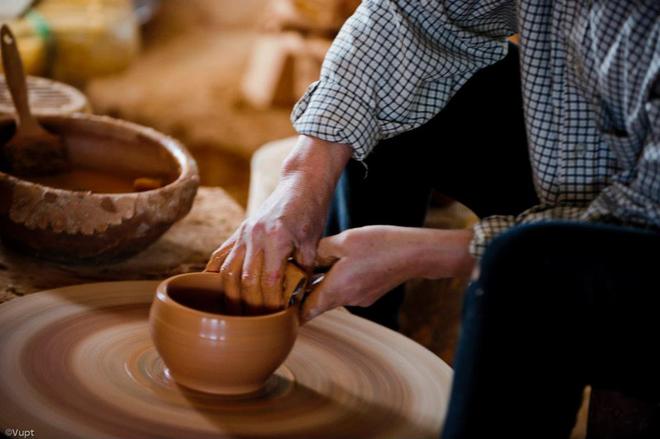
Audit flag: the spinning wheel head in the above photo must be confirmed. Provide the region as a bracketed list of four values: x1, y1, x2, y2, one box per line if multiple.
[0, 281, 451, 438]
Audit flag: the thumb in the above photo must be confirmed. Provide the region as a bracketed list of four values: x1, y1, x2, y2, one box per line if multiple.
[301, 262, 345, 323]
[294, 241, 317, 270]
[315, 235, 343, 268]
[300, 284, 332, 324]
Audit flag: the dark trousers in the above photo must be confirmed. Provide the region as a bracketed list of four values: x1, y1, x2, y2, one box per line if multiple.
[325, 43, 536, 329]
[442, 222, 660, 438]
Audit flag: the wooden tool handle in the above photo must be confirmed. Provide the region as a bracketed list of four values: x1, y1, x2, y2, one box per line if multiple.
[1, 25, 40, 133]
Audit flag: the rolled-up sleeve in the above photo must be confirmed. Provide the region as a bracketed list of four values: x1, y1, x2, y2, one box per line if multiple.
[291, 0, 517, 160]
[470, 206, 584, 258]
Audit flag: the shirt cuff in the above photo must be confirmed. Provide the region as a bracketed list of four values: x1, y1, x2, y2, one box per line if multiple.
[291, 80, 380, 161]
[470, 206, 588, 259]
[470, 215, 516, 259]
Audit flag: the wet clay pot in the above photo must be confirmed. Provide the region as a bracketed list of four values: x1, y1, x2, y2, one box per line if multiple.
[149, 264, 308, 395]
[0, 114, 199, 262]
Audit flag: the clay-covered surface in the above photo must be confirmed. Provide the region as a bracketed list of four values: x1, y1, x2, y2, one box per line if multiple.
[0, 114, 199, 262]
[0, 186, 243, 302]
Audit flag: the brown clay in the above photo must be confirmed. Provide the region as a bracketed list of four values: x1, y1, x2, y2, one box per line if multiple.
[24, 169, 168, 193]
[149, 264, 307, 394]
[132, 176, 164, 192]
[25, 168, 143, 193]
[0, 280, 452, 438]
[0, 113, 199, 262]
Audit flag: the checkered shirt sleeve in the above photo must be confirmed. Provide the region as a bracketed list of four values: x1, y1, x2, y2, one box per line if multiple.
[291, 0, 517, 161]
[291, 0, 660, 260]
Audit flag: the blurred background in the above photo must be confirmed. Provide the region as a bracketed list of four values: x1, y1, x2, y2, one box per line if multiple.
[1, 0, 361, 205]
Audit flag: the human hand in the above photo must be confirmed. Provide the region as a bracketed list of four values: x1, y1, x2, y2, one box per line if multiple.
[205, 136, 351, 314]
[302, 225, 475, 322]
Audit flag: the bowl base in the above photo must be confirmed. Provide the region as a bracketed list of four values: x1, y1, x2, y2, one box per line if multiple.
[167, 365, 296, 397]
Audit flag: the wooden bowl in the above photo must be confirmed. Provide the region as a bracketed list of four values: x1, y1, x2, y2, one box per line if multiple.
[0, 114, 199, 262]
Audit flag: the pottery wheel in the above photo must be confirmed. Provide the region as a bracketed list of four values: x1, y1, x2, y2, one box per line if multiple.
[0, 281, 452, 438]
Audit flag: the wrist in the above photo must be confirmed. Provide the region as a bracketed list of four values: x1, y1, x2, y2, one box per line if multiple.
[280, 135, 352, 205]
[408, 228, 475, 279]
[281, 136, 351, 182]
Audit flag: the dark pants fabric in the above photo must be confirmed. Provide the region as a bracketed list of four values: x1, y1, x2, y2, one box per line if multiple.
[442, 223, 660, 439]
[325, 43, 536, 329]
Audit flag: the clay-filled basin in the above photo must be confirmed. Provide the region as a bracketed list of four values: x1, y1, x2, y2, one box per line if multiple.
[149, 272, 301, 395]
[0, 114, 199, 262]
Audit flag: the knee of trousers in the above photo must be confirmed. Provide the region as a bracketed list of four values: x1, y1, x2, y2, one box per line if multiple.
[476, 222, 573, 305]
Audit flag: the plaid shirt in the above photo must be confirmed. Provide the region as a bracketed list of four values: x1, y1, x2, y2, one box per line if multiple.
[291, 0, 660, 258]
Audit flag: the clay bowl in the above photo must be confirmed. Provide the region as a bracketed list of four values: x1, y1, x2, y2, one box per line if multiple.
[149, 265, 307, 395]
[0, 114, 199, 262]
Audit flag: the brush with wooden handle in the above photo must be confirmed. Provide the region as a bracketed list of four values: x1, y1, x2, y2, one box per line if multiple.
[0, 24, 69, 176]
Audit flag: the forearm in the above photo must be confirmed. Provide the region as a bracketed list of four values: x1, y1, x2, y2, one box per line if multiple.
[405, 228, 476, 279]
[304, 226, 476, 320]
[292, 1, 515, 159]
[280, 135, 352, 207]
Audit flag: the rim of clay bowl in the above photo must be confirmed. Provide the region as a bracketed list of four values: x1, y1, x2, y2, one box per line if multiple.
[0, 113, 199, 196]
[156, 272, 295, 321]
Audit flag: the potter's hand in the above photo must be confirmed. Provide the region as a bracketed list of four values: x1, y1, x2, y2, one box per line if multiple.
[206, 136, 351, 313]
[301, 226, 476, 322]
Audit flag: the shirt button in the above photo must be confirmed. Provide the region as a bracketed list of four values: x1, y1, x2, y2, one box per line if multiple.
[575, 144, 586, 156]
